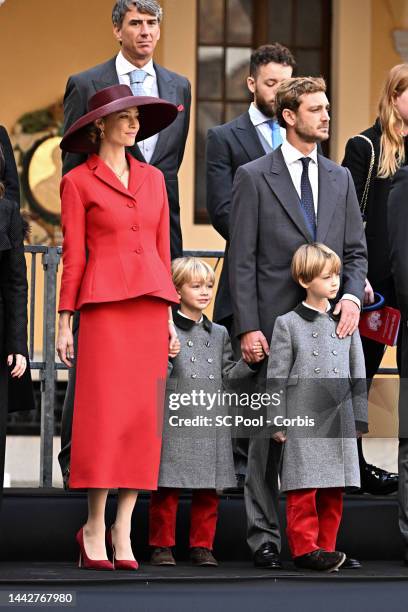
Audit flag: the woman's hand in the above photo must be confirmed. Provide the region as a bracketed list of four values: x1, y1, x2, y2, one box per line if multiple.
[57, 312, 74, 367]
[272, 431, 287, 443]
[7, 354, 27, 378]
[168, 322, 180, 358]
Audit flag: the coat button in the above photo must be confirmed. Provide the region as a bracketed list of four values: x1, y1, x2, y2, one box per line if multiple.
[134, 247, 143, 254]
[205, 341, 211, 347]
[314, 367, 321, 373]
[191, 373, 197, 379]
[333, 367, 339, 374]
[187, 340, 194, 347]
[127, 202, 135, 208]
[332, 350, 338, 356]
[313, 350, 319, 356]
[191, 356, 196, 362]
[312, 332, 318, 338]
[131, 225, 139, 231]
[207, 358, 213, 363]
[331, 332, 336, 338]
[209, 374, 215, 379]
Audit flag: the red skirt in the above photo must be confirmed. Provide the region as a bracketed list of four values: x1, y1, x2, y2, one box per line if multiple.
[69, 296, 168, 489]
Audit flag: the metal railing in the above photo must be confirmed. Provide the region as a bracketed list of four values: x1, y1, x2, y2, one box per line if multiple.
[25, 246, 398, 487]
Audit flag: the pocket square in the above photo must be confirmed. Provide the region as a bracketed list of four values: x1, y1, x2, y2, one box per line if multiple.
[177, 104, 184, 112]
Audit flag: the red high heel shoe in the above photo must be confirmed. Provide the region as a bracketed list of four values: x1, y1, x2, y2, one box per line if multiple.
[106, 528, 139, 570]
[76, 527, 114, 571]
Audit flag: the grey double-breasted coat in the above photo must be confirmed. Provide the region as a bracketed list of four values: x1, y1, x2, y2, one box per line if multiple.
[266, 303, 368, 492]
[158, 310, 256, 489]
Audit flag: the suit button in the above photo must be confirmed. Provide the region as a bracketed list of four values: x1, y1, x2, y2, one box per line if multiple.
[207, 358, 213, 363]
[205, 341, 211, 347]
[333, 368, 339, 374]
[313, 350, 319, 356]
[332, 350, 338, 356]
[331, 333, 336, 338]
[191, 373, 197, 379]
[131, 225, 139, 231]
[127, 202, 135, 208]
[209, 374, 215, 379]
[314, 367, 321, 373]
[191, 356, 196, 362]
[187, 340, 194, 347]
[312, 332, 318, 338]
[134, 247, 143, 254]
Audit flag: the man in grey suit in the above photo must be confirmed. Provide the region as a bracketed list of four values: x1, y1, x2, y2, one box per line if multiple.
[206, 44, 295, 334]
[58, 0, 191, 484]
[229, 77, 367, 568]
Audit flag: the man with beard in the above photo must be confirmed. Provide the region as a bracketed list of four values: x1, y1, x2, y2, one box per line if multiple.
[229, 77, 367, 569]
[206, 44, 295, 336]
[206, 45, 295, 488]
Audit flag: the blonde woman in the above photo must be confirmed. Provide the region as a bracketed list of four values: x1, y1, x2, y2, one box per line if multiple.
[342, 63, 408, 494]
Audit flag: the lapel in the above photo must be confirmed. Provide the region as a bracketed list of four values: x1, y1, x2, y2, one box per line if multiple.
[231, 112, 266, 161]
[315, 155, 340, 243]
[91, 56, 146, 163]
[263, 148, 314, 242]
[87, 154, 148, 199]
[149, 63, 178, 165]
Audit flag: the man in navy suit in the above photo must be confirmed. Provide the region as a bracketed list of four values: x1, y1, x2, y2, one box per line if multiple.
[63, 0, 191, 260]
[58, 0, 191, 485]
[206, 44, 295, 334]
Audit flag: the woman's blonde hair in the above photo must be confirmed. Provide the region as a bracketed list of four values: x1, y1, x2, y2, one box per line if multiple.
[378, 63, 408, 178]
[291, 243, 341, 284]
[171, 257, 215, 290]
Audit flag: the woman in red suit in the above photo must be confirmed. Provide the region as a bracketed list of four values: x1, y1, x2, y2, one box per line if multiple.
[56, 85, 180, 570]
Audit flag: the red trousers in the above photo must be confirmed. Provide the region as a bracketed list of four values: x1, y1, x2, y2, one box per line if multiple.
[149, 488, 219, 549]
[286, 487, 343, 558]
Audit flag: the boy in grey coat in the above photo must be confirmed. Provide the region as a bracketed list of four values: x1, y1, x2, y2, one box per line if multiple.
[267, 243, 368, 572]
[149, 257, 261, 567]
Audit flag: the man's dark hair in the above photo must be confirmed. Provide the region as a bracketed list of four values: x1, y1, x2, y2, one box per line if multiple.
[249, 43, 296, 78]
[112, 0, 163, 28]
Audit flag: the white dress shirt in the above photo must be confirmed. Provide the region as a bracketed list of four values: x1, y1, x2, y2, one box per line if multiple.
[248, 103, 286, 149]
[116, 51, 159, 163]
[280, 139, 318, 214]
[178, 310, 204, 324]
[281, 140, 360, 308]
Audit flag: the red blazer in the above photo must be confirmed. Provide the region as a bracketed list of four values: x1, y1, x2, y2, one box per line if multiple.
[59, 154, 179, 312]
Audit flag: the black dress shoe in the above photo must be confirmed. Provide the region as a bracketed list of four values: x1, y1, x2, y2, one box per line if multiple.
[253, 543, 283, 569]
[294, 549, 346, 572]
[341, 557, 361, 569]
[360, 463, 398, 495]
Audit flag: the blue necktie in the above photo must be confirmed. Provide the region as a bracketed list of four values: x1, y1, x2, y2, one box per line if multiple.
[300, 157, 316, 240]
[129, 69, 148, 96]
[267, 119, 283, 149]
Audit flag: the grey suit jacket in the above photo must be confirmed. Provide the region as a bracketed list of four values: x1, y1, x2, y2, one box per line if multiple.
[62, 57, 191, 259]
[229, 147, 368, 345]
[206, 112, 266, 324]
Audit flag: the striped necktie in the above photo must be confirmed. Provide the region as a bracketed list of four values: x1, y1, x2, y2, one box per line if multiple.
[129, 69, 148, 96]
[300, 157, 317, 239]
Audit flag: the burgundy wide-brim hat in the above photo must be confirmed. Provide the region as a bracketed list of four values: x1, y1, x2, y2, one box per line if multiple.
[60, 84, 178, 154]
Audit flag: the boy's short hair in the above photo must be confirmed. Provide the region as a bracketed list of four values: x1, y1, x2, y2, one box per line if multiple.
[291, 243, 341, 284]
[172, 257, 215, 290]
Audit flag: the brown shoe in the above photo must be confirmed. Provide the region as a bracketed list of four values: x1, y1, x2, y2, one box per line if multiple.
[150, 547, 176, 566]
[190, 547, 218, 566]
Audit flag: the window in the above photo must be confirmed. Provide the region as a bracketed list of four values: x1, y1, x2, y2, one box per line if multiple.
[195, 0, 331, 223]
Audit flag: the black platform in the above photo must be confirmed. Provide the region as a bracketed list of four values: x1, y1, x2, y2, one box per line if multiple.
[0, 489, 406, 611]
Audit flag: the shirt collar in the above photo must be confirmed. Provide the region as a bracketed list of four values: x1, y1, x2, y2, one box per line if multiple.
[172, 307, 212, 333]
[294, 301, 339, 322]
[281, 138, 318, 166]
[116, 51, 156, 77]
[302, 300, 331, 313]
[248, 102, 273, 127]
